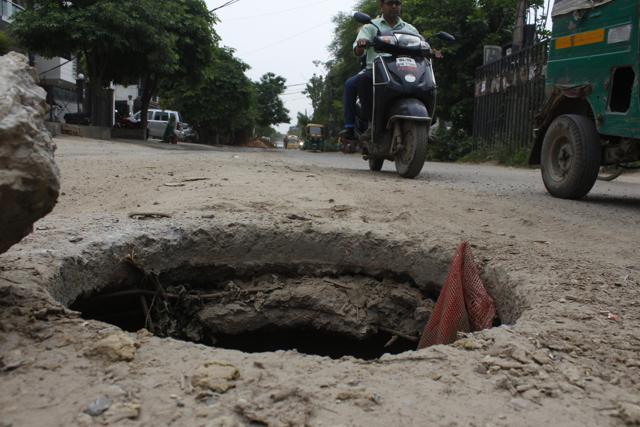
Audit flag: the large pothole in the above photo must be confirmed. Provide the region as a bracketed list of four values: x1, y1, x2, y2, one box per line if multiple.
[53, 223, 517, 360]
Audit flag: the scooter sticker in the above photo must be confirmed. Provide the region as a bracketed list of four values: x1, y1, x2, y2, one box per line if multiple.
[405, 74, 417, 83]
[396, 57, 417, 69]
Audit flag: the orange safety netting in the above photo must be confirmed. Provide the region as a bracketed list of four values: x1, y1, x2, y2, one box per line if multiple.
[418, 241, 496, 349]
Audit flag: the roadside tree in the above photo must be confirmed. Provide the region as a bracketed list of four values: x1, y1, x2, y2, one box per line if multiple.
[11, 0, 216, 129]
[254, 72, 290, 135]
[163, 47, 256, 145]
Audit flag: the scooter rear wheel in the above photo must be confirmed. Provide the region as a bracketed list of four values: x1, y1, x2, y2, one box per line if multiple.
[395, 121, 428, 179]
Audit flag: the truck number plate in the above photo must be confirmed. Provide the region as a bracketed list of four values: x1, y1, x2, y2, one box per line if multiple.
[396, 57, 417, 69]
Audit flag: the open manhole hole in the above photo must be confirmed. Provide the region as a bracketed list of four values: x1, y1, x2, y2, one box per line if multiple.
[56, 224, 515, 360]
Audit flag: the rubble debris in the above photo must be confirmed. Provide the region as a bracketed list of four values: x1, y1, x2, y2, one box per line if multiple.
[0, 52, 60, 254]
[104, 402, 141, 423]
[235, 387, 312, 427]
[191, 361, 240, 393]
[84, 332, 137, 362]
[84, 396, 112, 417]
[618, 402, 640, 426]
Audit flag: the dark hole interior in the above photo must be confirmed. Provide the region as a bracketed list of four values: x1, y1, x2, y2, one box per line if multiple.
[214, 329, 417, 360]
[71, 284, 423, 361]
[609, 66, 635, 113]
[69, 255, 504, 360]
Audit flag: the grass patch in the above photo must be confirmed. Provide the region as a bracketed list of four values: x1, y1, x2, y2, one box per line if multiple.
[459, 145, 530, 167]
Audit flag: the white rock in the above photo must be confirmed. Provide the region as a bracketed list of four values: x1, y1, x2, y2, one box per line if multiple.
[0, 52, 60, 254]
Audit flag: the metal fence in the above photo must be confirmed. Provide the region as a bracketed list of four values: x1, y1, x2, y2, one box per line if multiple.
[473, 41, 549, 152]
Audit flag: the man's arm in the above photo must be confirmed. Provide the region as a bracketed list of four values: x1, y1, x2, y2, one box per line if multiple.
[353, 24, 375, 57]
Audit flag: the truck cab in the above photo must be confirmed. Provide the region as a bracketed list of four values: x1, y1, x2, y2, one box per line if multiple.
[531, 0, 639, 199]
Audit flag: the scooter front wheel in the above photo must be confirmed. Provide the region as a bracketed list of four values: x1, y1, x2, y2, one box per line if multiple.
[369, 157, 384, 171]
[395, 121, 428, 179]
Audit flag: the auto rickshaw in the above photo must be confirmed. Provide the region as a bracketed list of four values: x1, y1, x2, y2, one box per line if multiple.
[530, 0, 640, 199]
[303, 124, 326, 151]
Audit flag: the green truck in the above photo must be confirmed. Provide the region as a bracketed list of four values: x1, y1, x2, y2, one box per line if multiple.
[531, 0, 639, 199]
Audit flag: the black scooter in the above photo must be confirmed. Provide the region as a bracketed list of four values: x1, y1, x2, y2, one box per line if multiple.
[351, 12, 455, 178]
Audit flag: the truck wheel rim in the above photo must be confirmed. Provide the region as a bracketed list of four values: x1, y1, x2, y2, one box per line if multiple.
[550, 137, 573, 180]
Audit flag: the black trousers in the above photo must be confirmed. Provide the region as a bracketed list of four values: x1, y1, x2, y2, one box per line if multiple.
[356, 69, 374, 122]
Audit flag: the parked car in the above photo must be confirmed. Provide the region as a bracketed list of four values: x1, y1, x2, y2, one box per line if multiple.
[132, 109, 185, 140]
[180, 122, 198, 142]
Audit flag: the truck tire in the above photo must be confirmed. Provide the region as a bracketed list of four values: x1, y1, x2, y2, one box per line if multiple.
[395, 121, 428, 179]
[541, 114, 601, 199]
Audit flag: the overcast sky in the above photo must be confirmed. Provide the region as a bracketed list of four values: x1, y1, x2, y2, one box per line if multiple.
[204, 0, 359, 134]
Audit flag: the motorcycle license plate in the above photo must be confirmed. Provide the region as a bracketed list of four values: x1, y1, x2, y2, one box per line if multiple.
[396, 57, 417, 69]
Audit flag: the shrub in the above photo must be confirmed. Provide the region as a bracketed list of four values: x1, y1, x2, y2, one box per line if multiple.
[0, 33, 11, 55]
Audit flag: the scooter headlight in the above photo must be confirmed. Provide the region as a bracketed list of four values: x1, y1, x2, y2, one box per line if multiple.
[396, 34, 423, 48]
[377, 35, 398, 46]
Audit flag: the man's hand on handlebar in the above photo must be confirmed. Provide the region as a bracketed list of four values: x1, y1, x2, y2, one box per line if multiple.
[355, 39, 370, 56]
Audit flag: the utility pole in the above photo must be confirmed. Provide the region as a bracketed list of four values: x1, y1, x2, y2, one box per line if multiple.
[513, 0, 528, 52]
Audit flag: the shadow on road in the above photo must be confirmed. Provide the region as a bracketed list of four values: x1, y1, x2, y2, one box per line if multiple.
[582, 194, 640, 210]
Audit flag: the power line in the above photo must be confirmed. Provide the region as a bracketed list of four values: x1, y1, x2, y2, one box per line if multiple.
[209, 0, 241, 13]
[223, 0, 330, 21]
[243, 21, 332, 55]
[38, 57, 76, 76]
[286, 96, 311, 102]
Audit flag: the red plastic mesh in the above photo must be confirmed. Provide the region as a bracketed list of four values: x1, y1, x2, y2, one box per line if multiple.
[418, 241, 496, 349]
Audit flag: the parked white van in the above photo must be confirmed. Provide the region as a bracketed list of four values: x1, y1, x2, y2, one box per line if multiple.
[132, 109, 184, 139]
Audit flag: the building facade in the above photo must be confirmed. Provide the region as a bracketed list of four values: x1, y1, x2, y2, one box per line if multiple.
[2, 0, 82, 121]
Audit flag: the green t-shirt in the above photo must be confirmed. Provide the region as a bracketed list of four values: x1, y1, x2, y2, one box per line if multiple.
[353, 17, 420, 69]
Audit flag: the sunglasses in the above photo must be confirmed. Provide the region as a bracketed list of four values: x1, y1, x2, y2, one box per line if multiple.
[384, 0, 402, 5]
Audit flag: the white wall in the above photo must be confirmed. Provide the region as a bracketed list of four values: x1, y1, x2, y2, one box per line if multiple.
[114, 85, 139, 102]
[34, 56, 76, 85]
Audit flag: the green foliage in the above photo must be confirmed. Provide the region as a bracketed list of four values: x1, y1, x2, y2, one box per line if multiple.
[12, 0, 217, 125]
[303, 74, 325, 115]
[294, 112, 311, 137]
[459, 143, 530, 167]
[163, 47, 256, 144]
[0, 32, 10, 55]
[427, 125, 474, 162]
[308, 0, 545, 136]
[254, 73, 290, 128]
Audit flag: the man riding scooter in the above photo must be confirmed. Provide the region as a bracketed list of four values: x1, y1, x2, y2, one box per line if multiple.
[339, 0, 438, 143]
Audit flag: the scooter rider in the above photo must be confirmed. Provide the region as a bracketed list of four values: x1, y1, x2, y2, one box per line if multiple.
[339, 0, 420, 141]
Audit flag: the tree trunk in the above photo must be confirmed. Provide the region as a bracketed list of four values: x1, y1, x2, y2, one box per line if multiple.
[140, 74, 158, 139]
[513, 0, 528, 52]
[85, 51, 106, 127]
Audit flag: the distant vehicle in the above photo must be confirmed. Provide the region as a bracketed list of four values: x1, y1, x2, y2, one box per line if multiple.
[180, 122, 198, 142]
[132, 109, 185, 140]
[285, 135, 301, 149]
[303, 124, 326, 151]
[531, 0, 640, 199]
[275, 141, 285, 149]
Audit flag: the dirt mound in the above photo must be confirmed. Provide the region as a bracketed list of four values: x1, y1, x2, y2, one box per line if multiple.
[242, 139, 274, 149]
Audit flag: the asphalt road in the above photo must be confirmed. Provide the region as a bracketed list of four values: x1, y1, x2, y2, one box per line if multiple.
[105, 139, 640, 225]
[281, 149, 640, 206]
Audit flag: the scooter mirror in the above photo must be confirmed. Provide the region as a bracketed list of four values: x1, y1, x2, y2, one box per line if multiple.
[436, 32, 456, 43]
[353, 12, 372, 24]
